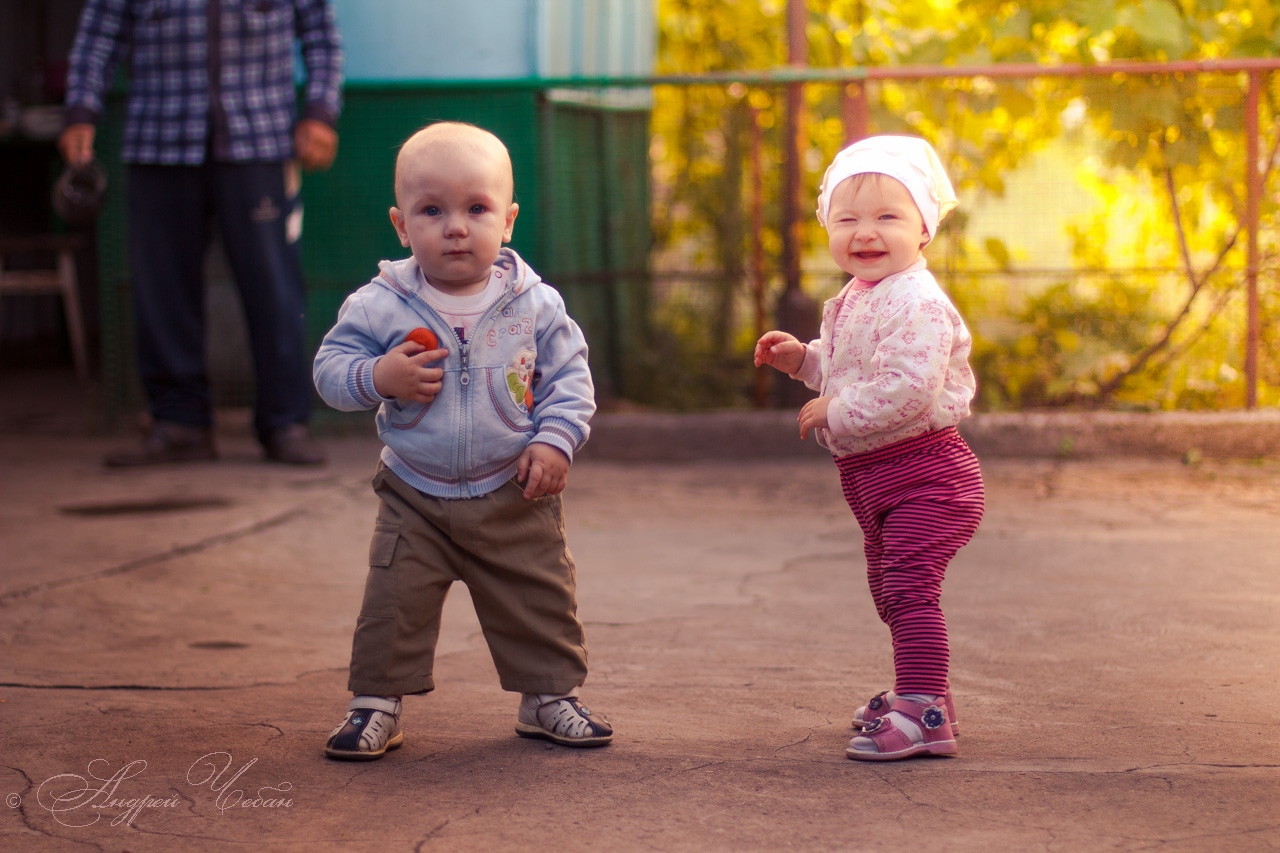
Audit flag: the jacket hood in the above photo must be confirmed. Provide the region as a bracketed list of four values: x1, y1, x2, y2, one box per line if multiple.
[374, 247, 542, 302]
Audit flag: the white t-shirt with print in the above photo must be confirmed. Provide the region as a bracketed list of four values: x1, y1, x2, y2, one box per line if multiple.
[416, 266, 505, 344]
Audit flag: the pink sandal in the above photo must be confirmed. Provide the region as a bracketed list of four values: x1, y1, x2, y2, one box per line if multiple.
[852, 687, 959, 737]
[846, 695, 957, 761]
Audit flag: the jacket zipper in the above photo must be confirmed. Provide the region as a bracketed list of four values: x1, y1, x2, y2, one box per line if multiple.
[454, 292, 518, 498]
[458, 338, 471, 497]
[401, 282, 519, 498]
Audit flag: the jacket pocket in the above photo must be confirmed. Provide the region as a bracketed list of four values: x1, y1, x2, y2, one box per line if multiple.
[483, 366, 536, 433]
[385, 398, 432, 431]
[359, 521, 400, 619]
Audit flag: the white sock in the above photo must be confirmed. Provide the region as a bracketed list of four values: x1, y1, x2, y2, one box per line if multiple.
[521, 690, 577, 710]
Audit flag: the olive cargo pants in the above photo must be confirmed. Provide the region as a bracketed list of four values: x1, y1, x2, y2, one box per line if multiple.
[347, 465, 589, 697]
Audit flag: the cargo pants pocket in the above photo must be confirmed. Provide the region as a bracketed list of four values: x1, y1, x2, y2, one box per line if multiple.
[357, 521, 401, 619]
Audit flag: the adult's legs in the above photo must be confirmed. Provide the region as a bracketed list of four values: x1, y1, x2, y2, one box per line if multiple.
[208, 161, 312, 441]
[125, 165, 213, 427]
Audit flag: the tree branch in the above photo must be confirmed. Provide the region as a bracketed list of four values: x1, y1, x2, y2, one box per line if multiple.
[1122, 123, 1280, 384]
[1092, 148, 1224, 401]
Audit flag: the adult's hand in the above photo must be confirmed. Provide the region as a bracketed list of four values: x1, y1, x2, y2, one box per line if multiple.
[58, 123, 96, 166]
[294, 119, 338, 171]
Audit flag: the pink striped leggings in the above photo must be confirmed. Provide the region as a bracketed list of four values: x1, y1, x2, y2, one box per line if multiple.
[836, 427, 984, 696]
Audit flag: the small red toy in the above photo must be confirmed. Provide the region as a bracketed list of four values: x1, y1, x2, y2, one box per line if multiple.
[405, 328, 439, 350]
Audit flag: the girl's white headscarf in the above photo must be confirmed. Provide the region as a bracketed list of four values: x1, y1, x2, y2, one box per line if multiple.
[816, 135, 957, 245]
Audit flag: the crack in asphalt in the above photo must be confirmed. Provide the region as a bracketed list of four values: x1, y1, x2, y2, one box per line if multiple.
[414, 816, 457, 849]
[255, 722, 286, 741]
[734, 549, 862, 598]
[0, 666, 346, 692]
[774, 730, 815, 752]
[1126, 761, 1280, 770]
[0, 507, 309, 603]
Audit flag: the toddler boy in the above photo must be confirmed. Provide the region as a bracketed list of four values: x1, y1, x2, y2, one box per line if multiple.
[313, 122, 610, 759]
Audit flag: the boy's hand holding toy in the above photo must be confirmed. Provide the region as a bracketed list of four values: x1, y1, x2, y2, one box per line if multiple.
[373, 328, 448, 404]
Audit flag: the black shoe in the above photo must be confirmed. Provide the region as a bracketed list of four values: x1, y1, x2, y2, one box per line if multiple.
[263, 424, 326, 465]
[104, 421, 216, 467]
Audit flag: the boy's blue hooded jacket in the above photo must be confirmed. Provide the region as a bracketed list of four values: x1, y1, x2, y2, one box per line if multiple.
[314, 248, 595, 498]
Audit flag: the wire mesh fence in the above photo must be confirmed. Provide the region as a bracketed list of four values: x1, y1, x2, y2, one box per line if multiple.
[643, 62, 1279, 412]
[90, 62, 1279, 422]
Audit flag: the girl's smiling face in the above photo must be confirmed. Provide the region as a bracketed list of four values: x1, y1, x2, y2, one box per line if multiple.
[825, 173, 928, 283]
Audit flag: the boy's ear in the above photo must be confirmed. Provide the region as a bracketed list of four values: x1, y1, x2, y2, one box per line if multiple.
[389, 207, 410, 247]
[502, 202, 519, 243]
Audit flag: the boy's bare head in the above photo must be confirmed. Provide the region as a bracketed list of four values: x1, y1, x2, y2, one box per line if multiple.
[393, 122, 514, 210]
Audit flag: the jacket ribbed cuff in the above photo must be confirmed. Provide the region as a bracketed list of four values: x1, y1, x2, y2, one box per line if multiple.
[347, 357, 389, 409]
[530, 416, 586, 463]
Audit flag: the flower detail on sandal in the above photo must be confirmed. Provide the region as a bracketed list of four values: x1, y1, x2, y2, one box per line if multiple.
[921, 705, 947, 731]
[853, 687, 960, 737]
[852, 690, 893, 730]
[846, 695, 957, 762]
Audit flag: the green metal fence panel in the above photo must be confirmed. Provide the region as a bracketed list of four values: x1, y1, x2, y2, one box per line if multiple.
[94, 84, 652, 424]
[95, 95, 137, 423]
[301, 88, 546, 352]
[540, 99, 651, 398]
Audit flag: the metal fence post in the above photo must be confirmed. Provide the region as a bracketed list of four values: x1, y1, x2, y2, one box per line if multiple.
[1245, 70, 1261, 410]
[775, 0, 820, 406]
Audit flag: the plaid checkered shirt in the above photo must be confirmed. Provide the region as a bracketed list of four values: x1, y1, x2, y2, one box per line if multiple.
[65, 0, 343, 164]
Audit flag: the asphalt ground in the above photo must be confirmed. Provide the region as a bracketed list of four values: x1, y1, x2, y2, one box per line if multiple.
[1, 381, 1279, 851]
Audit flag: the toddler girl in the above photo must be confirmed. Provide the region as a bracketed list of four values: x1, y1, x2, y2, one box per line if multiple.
[754, 135, 984, 761]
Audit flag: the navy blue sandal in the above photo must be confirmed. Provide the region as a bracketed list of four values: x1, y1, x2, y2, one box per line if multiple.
[325, 696, 403, 760]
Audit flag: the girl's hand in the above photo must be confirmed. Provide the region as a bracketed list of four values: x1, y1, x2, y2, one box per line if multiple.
[798, 395, 835, 440]
[373, 340, 449, 403]
[754, 331, 806, 375]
